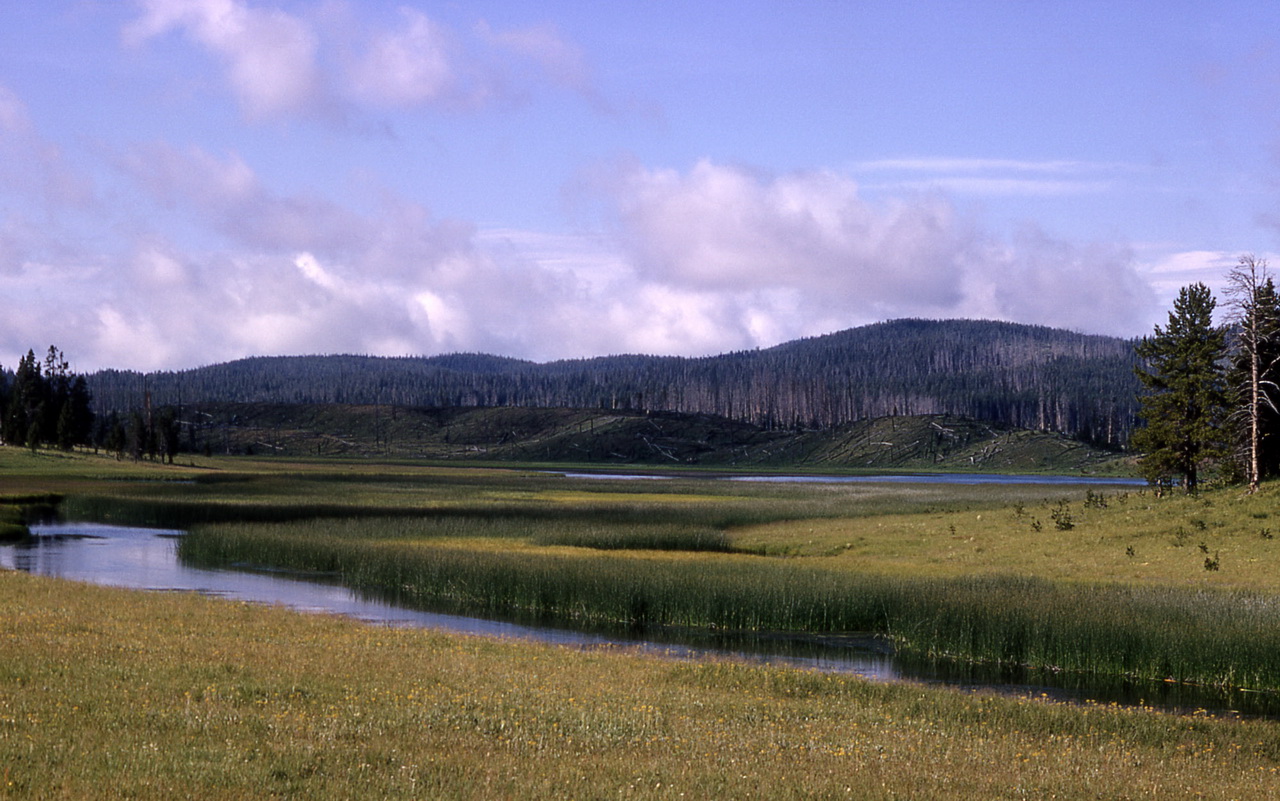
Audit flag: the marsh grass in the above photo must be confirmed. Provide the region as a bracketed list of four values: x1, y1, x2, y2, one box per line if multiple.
[3, 570, 1280, 799]
[181, 516, 1280, 691]
[0, 507, 27, 541]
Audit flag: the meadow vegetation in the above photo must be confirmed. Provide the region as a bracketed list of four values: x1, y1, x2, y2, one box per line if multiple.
[3, 569, 1280, 799]
[6, 445, 1280, 796]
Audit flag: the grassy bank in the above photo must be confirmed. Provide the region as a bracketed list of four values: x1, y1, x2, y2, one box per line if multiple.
[2, 570, 1278, 799]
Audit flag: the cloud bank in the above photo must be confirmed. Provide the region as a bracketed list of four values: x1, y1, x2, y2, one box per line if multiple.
[0, 2, 1193, 372]
[0, 110, 1162, 372]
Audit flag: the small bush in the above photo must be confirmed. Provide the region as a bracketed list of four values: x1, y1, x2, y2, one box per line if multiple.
[1050, 500, 1074, 531]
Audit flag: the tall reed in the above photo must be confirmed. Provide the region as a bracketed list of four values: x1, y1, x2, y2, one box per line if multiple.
[180, 518, 1280, 691]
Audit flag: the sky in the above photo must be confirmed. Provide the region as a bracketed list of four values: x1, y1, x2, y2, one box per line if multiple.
[3, 1, 1280, 372]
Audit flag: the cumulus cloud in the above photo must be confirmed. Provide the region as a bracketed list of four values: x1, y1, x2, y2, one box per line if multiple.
[611, 161, 972, 307]
[594, 159, 1159, 342]
[123, 0, 607, 121]
[114, 141, 475, 267]
[125, 0, 323, 119]
[969, 227, 1157, 333]
[345, 7, 454, 108]
[1, 141, 1168, 371]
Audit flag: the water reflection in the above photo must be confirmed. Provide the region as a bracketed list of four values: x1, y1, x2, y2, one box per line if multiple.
[3, 522, 1275, 718]
[727, 473, 1147, 486]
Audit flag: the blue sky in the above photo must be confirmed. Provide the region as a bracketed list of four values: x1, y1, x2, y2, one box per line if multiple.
[2, 1, 1279, 371]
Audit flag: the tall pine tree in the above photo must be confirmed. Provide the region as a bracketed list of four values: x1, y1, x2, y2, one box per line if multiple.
[1132, 283, 1228, 492]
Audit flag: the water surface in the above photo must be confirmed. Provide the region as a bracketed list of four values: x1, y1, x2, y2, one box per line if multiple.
[550, 470, 1145, 486]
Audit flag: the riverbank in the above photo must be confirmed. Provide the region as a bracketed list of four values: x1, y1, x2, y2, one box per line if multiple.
[2, 569, 1277, 799]
[7, 446, 1280, 796]
[9, 447, 1280, 691]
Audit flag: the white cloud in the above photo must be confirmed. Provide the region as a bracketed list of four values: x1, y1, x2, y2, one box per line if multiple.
[1136, 250, 1280, 323]
[0, 113, 1171, 371]
[123, 1, 607, 121]
[115, 141, 475, 265]
[853, 157, 1137, 198]
[968, 227, 1157, 334]
[346, 7, 454, 107]
[475, 18, 606, 110]
[609, 159, 972, 311]
[595, 159, 1159, 341]
[126, 0, 322, 119]
[893, 178, 1113, 197]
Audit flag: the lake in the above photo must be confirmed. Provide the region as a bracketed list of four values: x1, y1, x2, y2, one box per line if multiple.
[551, 470, 1146, 486]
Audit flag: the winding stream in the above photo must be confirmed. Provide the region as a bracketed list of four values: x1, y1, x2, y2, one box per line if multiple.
[5, 520, 1278, 719]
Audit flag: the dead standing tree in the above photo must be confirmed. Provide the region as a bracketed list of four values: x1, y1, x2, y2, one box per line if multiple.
[1225, 254, 1280, 493]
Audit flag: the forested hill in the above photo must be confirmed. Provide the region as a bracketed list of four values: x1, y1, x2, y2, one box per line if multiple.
[88, 319, 1141, 447]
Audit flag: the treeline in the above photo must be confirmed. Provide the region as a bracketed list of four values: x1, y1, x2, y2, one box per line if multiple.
[0, 347, 95, 451]
[0, 347, 183, 462]
[1133, 257, 1280, 492]
[87, 319, 1142, 447]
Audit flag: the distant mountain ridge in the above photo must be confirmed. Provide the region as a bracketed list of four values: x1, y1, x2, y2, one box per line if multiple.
[88, 319, 1141, 447]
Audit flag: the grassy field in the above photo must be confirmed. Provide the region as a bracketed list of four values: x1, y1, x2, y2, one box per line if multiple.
[5, 445, 1280, 796]
[3, 570, 1280, 799]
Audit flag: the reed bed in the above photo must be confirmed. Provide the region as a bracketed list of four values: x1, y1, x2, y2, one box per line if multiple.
[181, 517, 1280, 692]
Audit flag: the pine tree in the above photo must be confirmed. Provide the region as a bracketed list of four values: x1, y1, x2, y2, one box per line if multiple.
[1132, 283, 1228, 493]
[67, 376, 95, 447]
[3, 351, 41, 447]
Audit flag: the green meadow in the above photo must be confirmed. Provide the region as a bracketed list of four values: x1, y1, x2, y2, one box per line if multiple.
[5, 445, 1280, 797]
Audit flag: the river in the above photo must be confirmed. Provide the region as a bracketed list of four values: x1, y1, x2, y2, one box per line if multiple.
[4, 519, 1277, 719]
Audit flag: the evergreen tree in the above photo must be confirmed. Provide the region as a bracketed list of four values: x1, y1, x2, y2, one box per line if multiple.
[56, 401, 75, 451]
[3, 351, 41, 447]
[1132, 283, 1228, 492]
[41, 346, 69, 444]
[104, 413, 126, 460]
[0, 368, 10, 436]
[0, 347, 94, 451]
[67, 376, 95, 447]
[156, 407, 180, 464]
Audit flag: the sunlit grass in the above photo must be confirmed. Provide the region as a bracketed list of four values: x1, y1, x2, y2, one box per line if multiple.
[10, 445, 1280, 795]
[734, 484, 1280, 590]
[3, 570, 1279, 800]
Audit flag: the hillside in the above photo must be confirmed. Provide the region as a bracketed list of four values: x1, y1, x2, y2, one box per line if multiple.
[88, 319, 1141, 447]
[175, 403, 1129, 473]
